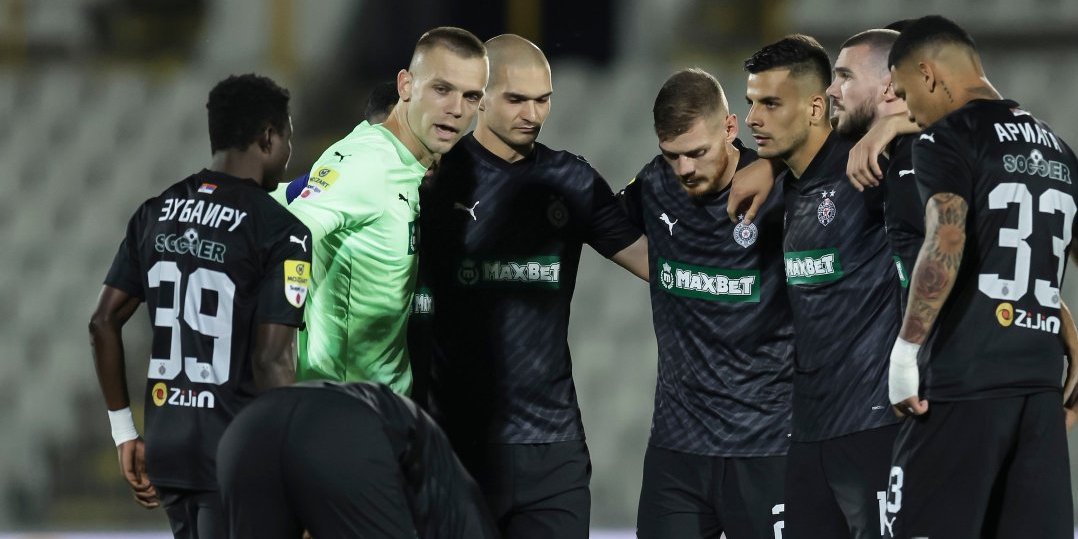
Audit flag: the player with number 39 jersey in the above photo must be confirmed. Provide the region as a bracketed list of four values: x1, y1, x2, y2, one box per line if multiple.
[91, 74, 310, 538]
[105, 167, 311, 489]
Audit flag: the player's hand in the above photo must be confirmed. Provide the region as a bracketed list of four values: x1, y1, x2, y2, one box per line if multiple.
[846, 121, 895, 191]
[117, 438, 159, 509]
[893, 395, 929, 418]
[889, 337, 929, 417]
[1059, 301, 1078, 429]
[726, 162, 775, 224]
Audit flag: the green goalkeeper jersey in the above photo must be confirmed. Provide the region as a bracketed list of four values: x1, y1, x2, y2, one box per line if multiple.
[272, 121, 425, 394]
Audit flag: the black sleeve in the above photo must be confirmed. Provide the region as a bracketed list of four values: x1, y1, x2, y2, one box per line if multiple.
[616, 173, 646, 232]
[103, 206, 146, 300]
[585, 168, 643, 258]
[863, 154, 891, 213]
[256, 213, 313, 326]
[912, 127, 974, 205]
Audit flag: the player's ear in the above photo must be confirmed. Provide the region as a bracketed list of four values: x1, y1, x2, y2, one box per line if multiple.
[724, 113, 738, 141]
[918, 61, 936, 93]
[809, 93, 827, 124]
[258, 125, 274, 154]
[881, 73, 897, 102]
[398, 69, 413, 102]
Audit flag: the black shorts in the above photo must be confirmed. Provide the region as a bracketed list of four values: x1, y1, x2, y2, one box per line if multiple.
[157, 487, 225, 539]
[457, 440, 591, 539]
[636, 445, 786, 539]
[785, 424, 899, 539]
[216, 388, 493, 539]
[886, 391, 1072, 539]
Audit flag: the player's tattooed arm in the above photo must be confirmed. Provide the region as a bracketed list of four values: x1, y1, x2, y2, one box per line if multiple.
[251, 323, 298, 391]
[900, 193, 968, 344]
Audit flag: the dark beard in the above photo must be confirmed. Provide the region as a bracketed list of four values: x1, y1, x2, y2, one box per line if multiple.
[835, 101, 876, 138]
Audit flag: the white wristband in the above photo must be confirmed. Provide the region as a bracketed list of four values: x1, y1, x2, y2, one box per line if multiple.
[108, 407, 139, 446]
[889, 337, 922, 405]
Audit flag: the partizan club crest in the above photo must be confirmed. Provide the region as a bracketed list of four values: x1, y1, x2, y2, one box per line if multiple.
[733, 215, 758, 248]
[817, 189, 837, 226]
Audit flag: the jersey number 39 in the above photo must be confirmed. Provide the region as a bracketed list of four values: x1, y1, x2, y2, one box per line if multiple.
[146, 261, 234, 385]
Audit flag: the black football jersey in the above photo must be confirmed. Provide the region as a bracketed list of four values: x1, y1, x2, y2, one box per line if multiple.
[420, 134, 641, 444]
[104, 169, 311, 489]
[620, 140, 794, 456]
[914, 99, 1078, 401]
[884, 134, 923, 301]
[779, 133, 903, 442]
[291, 381, 498, 538]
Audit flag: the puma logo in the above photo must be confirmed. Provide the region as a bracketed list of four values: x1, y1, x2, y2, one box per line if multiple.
[398, 193, 409, 204]
[659, 212, 678, 235]
[289, 235, 308, 252]
[333, 151, 350, 162]
[919, 133, 935, 143]
[898, 169, 915, 177]
[454, 201, 479, 221]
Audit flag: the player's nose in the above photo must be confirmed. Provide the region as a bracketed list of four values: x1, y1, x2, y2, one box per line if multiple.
[745, 104, 762, 128]
[445, 92, 464, 118]
[674, 157, 694, 177]
[522, 101, 537, 122]
[826, 80, 841, 101]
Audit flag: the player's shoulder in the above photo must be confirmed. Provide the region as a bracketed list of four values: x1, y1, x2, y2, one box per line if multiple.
[534, 141, 604, 183]
[920, 99, 1016, 148]
[313, 121, 401, 171]
[828, 132, 859, 155]
[249, 188, 305, 223]
[135, 172, 202, 214]
[537, 141, 595, 170]
[636, 154, 668, 182]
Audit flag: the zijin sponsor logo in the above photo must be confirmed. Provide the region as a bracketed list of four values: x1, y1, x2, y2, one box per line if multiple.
[996, 302, 1014, 327]
[1018, 309, 1060, 334]
[658, 258, 760, 302]
[155, 228, 226, 263]
[996, 301, 1060, 333]
[151, 382, 215, 409]
[151, 382, 168, 406]
[457, 257, 561, 288]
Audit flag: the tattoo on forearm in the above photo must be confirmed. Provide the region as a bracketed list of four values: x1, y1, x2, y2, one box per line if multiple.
[901, 193, 968, 343]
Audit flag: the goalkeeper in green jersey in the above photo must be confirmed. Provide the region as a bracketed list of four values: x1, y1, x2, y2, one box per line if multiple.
[272, 27, 488, 394]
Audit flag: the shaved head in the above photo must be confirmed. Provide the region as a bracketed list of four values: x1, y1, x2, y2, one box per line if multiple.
[473, 34, 554, 162]
[485, 34, 551, 89]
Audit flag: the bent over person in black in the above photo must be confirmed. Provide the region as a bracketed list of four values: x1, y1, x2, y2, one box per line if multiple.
[216, 381, 498, 539]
